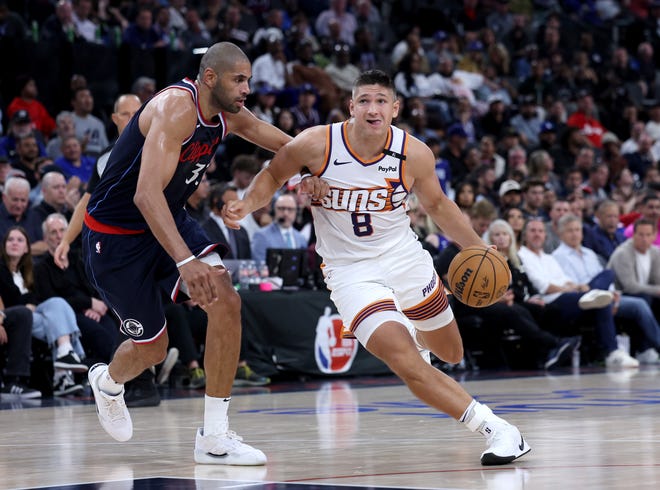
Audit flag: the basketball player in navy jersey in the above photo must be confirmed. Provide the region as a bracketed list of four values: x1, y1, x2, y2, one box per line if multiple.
[224, 70, 531, 466]
[81, 42, 326, 465]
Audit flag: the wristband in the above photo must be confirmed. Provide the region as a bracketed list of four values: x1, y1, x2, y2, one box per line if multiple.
[176, 255, 196, 268]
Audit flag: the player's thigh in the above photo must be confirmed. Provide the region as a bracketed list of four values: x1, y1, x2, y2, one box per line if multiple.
[388, 247, 454, 331]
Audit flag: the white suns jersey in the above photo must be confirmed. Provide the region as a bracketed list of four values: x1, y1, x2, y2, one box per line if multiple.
[311, 121, 419, 265]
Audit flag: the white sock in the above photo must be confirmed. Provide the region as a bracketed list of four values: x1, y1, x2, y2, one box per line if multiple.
[460, 400, 499, 436]
[204, 395, 230, 436]
[98, 367, 123, 396]
[56, 342, 73, 358]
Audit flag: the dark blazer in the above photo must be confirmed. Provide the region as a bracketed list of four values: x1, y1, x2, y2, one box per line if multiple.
[201, 215, 251, 260]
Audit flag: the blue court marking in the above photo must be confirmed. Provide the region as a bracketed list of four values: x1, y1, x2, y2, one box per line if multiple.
[239, 388, 660, 417]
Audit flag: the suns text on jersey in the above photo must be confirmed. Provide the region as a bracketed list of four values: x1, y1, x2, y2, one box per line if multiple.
[318, 185, 407, 212]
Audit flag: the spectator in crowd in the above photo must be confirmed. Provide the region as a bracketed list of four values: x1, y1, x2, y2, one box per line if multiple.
[71, 0, 97, 43]
[290, 83, 321, 132]
[46, 111, 76, 160]
[0, 111, 46, 164]
[315, 0, 357, 46]
[583, 161, 610, 201]
[202, 184, 250, 260]
[440, 124, 469, 186]
[325, 43, 361, 94]
[70, 87, 108, 158]
[454, 180, 476, 214]
[0, 178, 44, 254]
[33, 213, 117, 364]
[498, 179, 522, 212]
[0, 226, 90, 395]
[543, 199, 571, 253]
[251, 34, 288, 91]
[518, 218, 639, 368]
[131, 77, 156, 105]
[626, 132, 655, 180]
[11, 134, 42, 187]
[553, 214, 660, 364]
[0, 302, 39, 399]
[566, 89, 607, 148]
[250, 85, 280, 125]
[251, 193, 307, 263]
[479, 135, 506, 180]
[123, 6, 164, 50]
[583, 199, 627, 263]
[520, 180, 546, 219]
[623, 192, 660, 246]
[485, 219, 581, 369]
[609, 218, 660, 313]
[54, 136, 96, 184]
[32, 171, 75, 224]
[510, 94, 543, 149]
[6, 76, 56, 138]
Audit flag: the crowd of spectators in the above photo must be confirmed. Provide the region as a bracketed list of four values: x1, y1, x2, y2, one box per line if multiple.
[4, 0, 660, 398]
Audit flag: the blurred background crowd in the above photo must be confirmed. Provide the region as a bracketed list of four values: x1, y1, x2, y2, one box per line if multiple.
[3, 0, 660, 401]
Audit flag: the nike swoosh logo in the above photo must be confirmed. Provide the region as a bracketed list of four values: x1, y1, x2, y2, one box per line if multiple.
[518, 436, 525, 451]
[333, 159, 351, 165]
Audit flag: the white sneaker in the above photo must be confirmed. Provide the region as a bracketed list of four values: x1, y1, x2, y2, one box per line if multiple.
[605, 349, 640, 368]
[578, 289, 614, 310]
[194, 427, 267, 465]
[156, 347, 179, 385]
[635, 348, 660, 364]
[479, 419, 531, 466]
[88, 363, 133, 442]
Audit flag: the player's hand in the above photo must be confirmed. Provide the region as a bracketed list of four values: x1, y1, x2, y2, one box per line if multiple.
[178, 259, 225, 307]
[298, 175, 329, 200]
[54, 241, 70, 270]
[222, 199, 249, 230]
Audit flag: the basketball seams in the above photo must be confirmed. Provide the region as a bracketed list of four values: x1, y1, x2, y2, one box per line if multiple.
[448, 246, 509, 307]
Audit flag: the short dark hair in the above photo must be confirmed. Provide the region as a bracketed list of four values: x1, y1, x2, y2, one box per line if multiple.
[353, 70, 396, 98]
[209, 183, 238, 210]
[634, 217, 657, 232]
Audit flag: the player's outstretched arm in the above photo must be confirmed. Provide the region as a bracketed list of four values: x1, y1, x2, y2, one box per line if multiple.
[224, 126, 327, 229]
[225, 106, 292, 153]
[407, 137, 484, 249]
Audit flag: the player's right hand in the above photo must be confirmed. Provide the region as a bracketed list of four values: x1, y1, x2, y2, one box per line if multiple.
[54, 241, 70, 270]
[222, 200, 248, 230]
[178, 259, 225, 307]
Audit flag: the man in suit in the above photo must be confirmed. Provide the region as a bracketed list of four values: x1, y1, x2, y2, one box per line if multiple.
[251, 192, 307, 263]
[202, 183, 251, 260]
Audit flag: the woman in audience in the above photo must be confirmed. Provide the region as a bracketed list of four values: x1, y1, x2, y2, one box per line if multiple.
[503, 206, 525, 249]
[485, 219, 581, 369]
[454, 180, 476, 214]
[0, 227, 87, 396]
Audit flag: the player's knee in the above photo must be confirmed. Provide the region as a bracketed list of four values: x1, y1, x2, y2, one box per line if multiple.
[206, 285, 241, 317]
[442, 344, 464, 364]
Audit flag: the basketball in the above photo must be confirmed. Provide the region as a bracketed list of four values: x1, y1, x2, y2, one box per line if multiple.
[447, 246, 511, 308]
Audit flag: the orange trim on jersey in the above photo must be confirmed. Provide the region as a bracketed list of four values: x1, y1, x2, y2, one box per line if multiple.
[403, 285, 450, 321]
[342, 121, 393, 165]
[84, 212, 146, 235]
[349, 299, 398, 333]
[315, 125, 333, 177]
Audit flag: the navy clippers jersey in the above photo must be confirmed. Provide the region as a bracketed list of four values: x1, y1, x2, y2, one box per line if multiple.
[87, 78, 227, 232]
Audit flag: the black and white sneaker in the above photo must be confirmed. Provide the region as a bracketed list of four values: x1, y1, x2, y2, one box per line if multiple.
[480, 419, 531, 466]
[545, 336, 581, 370]
[0, 382, 42, 399]
[54, 351, 88, 372]
[53, 372, 84, 396]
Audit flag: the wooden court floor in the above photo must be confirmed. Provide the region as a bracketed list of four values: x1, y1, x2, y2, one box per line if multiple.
[0, 366, 658, 490]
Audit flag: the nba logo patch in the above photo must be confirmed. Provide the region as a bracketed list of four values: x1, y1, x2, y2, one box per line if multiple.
[95, 241, 101, 254]
[314, 307, 358, 374]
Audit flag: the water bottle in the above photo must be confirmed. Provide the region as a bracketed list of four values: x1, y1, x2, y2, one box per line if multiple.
[572, 347, 580, 370]
[247, 260, 259, 289]
[238, 260, 250, 290]
[258, 260, 269, 280]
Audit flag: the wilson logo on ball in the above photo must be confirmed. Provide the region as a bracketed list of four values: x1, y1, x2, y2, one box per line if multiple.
[453, 268, 474, 298]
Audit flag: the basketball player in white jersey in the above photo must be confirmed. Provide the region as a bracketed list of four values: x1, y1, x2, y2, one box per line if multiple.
[224, 70, 531, 465]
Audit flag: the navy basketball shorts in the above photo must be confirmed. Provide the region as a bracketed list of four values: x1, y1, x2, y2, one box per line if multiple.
[82, 214, 220, 343]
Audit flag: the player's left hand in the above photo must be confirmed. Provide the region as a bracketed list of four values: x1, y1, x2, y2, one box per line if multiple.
[298, 175, 329, 200]
[178, 259, 225, 307]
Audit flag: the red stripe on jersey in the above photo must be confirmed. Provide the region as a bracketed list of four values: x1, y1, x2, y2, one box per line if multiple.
[84, 212, 146, 235]
[403, 286, 450, 320]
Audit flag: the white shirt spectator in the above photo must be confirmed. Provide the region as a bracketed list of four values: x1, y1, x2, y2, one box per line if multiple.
[251, 53, 286, 90]
[518, 245, 572, 303]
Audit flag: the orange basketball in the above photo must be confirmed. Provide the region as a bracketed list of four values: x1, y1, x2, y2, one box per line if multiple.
[447, 246, 511, 308]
